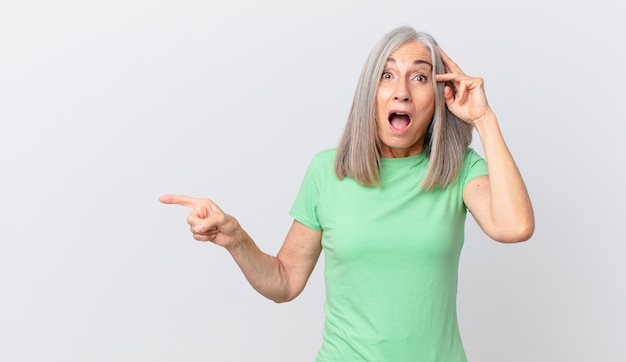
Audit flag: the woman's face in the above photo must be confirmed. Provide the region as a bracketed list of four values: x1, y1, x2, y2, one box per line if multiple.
[375, 41, 435, 158]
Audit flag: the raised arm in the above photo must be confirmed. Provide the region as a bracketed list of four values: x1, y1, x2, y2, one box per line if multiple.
[159, 195, 322, 302]
[435, 48, 534, 243]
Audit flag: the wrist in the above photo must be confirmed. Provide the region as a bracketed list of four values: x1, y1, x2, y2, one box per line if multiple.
[472, 109, 498, 134]
[225, 226, 247, 255]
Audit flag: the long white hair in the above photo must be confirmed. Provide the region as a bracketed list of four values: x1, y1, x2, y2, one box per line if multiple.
[334, 26, 472, 189]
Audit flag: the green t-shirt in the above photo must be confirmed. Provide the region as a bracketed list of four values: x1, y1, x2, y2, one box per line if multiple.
[290, 148, 488, 362]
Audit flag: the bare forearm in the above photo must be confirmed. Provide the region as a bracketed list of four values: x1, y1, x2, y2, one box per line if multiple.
[160, 195, 307, 301]
[474, 111, 535, 241]
[227, 230, 292, 303]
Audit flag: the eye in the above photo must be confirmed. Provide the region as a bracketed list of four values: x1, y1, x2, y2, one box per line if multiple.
[412, 74, 428, 82]
[381, 72, 393, 79]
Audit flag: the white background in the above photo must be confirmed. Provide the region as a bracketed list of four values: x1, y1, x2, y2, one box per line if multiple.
[1, 0, 624, 361]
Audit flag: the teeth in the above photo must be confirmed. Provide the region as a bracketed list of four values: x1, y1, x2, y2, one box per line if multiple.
[389, 113, 409, 120]
[389, 112, 409, 117]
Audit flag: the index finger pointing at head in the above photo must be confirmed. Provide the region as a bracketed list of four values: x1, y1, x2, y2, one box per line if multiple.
[159, 194, 199, 208]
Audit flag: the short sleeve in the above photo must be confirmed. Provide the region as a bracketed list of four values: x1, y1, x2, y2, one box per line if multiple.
[462, 148, 488, 187]
[289, 152, 327, 231]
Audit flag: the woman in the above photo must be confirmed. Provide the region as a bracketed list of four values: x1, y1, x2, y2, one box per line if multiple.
[160, 26, 534, 361]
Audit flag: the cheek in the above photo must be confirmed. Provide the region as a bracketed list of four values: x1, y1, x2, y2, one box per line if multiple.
[375, 90, 385, 110]
[414, 89, 435, 113]
[375, 112, 387, 132]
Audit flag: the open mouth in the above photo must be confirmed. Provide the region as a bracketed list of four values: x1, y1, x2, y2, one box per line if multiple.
[389, 112, 411, 130]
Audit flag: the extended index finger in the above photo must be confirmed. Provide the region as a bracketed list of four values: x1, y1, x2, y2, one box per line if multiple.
[437, 46, 464, 75]
[159, 194, 199, 208]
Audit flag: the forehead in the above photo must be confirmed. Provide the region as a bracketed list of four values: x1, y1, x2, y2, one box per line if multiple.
[387, 42, 431, 66]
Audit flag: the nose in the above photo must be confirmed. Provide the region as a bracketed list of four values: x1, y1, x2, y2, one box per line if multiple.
[394, 78, 411, 102]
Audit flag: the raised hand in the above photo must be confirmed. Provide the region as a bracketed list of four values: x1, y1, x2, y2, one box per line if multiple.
[159, 194, 242, 250]
[435, 46, 493, 125]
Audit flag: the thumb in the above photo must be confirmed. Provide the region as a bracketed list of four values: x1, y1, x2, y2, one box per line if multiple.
[190, 199, 228, 231]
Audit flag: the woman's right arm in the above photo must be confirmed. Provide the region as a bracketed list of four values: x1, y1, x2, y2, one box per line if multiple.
[159, 195, 322, 303]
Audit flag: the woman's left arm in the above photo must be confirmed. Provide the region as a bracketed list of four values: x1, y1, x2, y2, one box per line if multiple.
[436, 47, 534, 243]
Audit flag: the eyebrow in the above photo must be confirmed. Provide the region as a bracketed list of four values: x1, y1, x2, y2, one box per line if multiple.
[386, 57, 433, 69]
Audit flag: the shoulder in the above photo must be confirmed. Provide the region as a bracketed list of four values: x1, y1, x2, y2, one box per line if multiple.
[308, 148, 337, 169]
[462, 148, 486, 169]
[313, 148, 337, 161]
[460, 148, 488, 185]
[463, 148, 483, 162]
[299, 148, 339, 186]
